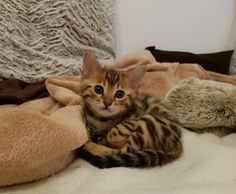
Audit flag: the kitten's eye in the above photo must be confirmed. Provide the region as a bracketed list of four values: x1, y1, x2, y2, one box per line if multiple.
[115, 90, 125, 99]
[94, 85, 104, 94]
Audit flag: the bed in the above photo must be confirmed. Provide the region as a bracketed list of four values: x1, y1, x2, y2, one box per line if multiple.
[0, 1, 236, 194]
[1, 131, 236, 194]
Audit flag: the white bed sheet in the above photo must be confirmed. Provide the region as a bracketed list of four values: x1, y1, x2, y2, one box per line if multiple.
[1, 130, 236, 194]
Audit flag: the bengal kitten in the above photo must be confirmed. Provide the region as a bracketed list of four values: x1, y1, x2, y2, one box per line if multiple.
[78, 52, 183, 168]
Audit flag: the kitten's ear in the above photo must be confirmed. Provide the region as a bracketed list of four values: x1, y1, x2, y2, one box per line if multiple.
[81, 52, 101, 79]
[127, 65, 146, 89]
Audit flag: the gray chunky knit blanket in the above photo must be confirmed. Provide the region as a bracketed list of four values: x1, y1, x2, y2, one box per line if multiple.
[0, 0, 115, 82]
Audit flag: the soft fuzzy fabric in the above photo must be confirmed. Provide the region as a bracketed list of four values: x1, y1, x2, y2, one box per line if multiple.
[1, 50, 236, 188]
[1, 131, 236, 194]
[146, 46, 234, 74]
[163, 77, 236, 130]
[0, 79, 88, 186]
[0, 0, 115, 82]
[109, 50, 236, 100]
[230, 50, 236, 74]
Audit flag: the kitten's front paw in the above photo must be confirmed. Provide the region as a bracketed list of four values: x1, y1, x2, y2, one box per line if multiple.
[83, 142, 98, 155]
[82, 141, 115, 156]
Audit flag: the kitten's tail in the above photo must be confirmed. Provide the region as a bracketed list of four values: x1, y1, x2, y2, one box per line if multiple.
[78, 148, 181, 168]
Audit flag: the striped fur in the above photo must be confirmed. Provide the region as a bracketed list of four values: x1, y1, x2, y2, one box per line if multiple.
[78, 52, 183, 168]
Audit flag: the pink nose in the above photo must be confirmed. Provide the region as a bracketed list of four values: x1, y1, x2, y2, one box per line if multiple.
[103, 100, 112, 108]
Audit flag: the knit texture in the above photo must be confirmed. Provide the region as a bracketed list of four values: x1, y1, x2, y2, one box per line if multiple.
[0, 0, 115, 82]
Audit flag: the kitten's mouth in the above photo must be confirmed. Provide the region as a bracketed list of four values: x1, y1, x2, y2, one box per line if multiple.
[99, 107, 112, 113]
[96, 106, 121, 117]
[86, 102, 125, 118]
[101, 107, 111, 111]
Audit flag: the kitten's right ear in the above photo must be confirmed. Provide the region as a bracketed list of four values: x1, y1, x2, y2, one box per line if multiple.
[81, 52, 101, 79]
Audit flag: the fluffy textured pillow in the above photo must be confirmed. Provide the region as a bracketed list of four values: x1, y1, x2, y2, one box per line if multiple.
[146, 46, 234, 74]
[0, 0, 115, 82]
[229, 50, 236, 75]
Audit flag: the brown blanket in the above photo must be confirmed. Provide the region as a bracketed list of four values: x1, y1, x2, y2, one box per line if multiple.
[0, 79, 49, 105]
[1, 50, 236, 186]
[109, 50, 236, 100]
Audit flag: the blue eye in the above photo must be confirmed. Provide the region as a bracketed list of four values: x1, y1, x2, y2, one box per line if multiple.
[115, 90, 125, 99]
[94, 85, 104, 94]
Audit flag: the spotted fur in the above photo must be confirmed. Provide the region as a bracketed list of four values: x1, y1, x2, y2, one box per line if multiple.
[78, 52, 183, 168]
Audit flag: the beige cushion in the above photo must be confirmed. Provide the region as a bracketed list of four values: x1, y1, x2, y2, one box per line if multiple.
[0, 80, 88, 186]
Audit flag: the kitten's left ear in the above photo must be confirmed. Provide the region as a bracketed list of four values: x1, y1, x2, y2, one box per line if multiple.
[127, 65, 146, 89]
[81, 52, 101, 79]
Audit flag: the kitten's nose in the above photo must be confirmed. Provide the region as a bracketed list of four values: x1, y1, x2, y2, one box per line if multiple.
[103, 99, 112, 108]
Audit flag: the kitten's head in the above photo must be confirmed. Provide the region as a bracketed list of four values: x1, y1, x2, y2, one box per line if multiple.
[80, 52, 146, 118]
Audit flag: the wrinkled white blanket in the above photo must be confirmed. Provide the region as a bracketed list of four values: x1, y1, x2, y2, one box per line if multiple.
[1, 130, 236, 194]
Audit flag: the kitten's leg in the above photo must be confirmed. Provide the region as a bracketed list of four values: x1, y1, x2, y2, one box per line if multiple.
[82, 141, 119, 156]
[118, 134, 142, 153]
[82, 121, 137, 156]
[106, 123, 134, 148]
[106, 120, 149, 153]
[82, 134, 141, 156]
[82, 131, 142, 156]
